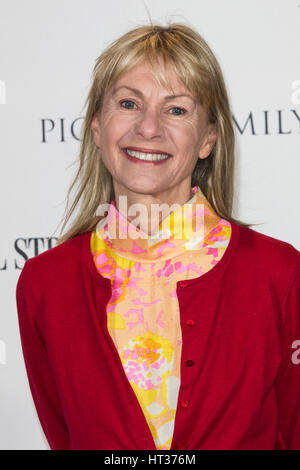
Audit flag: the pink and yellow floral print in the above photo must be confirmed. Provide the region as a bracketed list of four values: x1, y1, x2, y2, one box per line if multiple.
[91, 186, 232, 449]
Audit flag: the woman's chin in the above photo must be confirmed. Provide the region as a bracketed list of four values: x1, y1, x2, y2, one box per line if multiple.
[114, 179, 170, 196]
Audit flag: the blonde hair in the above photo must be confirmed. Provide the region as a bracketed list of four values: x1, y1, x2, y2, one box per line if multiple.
[55, 22, 256, 245]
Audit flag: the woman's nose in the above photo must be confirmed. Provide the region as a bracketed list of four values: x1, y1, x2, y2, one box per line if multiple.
[134, 107, 163, 139]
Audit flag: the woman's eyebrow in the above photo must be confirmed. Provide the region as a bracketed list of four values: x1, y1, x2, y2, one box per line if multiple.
[112, 85, 195, 101]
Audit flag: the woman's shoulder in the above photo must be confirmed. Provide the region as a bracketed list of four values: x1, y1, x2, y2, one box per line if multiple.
[19, 231, 90, 284]
[236, 222, 300, 285]
[237, 222, 299, 258]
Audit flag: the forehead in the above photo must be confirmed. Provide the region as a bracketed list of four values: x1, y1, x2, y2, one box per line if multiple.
[110, 60, 191, 96]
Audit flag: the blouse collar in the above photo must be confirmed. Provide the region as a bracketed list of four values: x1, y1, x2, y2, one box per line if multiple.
[94, 185, 222, 262]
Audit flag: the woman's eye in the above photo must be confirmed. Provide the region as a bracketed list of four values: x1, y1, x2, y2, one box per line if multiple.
[169, 107, 186, 116]
[120, 100, 137, 109]
[119, 100, 186, 116]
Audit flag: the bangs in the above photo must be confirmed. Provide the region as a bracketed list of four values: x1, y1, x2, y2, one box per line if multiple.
[98, 27, 216, 121]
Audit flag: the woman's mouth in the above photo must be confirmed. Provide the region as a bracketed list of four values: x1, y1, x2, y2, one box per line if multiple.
[122, 148, 172, 164]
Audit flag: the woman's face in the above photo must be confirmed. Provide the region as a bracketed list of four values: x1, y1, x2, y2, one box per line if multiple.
[91, 59, 216, 199]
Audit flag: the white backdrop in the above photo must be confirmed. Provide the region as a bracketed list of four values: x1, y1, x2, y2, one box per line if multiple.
[0, 0, 299, 450]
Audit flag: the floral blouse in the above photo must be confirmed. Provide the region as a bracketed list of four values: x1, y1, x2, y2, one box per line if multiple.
[91, 185, 232, 449]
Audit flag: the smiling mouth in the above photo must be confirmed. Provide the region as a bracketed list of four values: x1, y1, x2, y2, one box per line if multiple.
[122, 148, 172, 163]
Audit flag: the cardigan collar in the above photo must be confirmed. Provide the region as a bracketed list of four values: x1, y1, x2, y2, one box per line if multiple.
[93, 185, 223, 262]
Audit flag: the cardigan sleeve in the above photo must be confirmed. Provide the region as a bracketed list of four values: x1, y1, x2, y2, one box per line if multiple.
[275, 253, 300, 450]
[16, 259, 70, 450]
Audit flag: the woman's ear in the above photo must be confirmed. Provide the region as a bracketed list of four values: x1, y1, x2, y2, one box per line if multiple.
[91, 115, 101, 148]
[198, 123, 217, 159]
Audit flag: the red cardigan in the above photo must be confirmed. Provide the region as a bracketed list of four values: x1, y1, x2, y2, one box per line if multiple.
[15, 221, 300, 450]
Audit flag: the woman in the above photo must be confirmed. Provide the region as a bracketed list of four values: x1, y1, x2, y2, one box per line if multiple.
[16, 23, 300, 450]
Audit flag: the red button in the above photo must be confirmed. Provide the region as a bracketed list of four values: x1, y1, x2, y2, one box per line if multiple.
[178, 281, 188, 288]
[186, 319, 194, 326]
[186, 360, 194, 367]
[181, 400, 189, 408]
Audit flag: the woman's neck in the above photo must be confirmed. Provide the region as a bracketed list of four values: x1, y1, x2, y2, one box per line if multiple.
[113, 181, 194, 236]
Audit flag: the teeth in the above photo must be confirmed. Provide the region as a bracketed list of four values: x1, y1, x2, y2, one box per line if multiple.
[125, 149, 170, 161]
